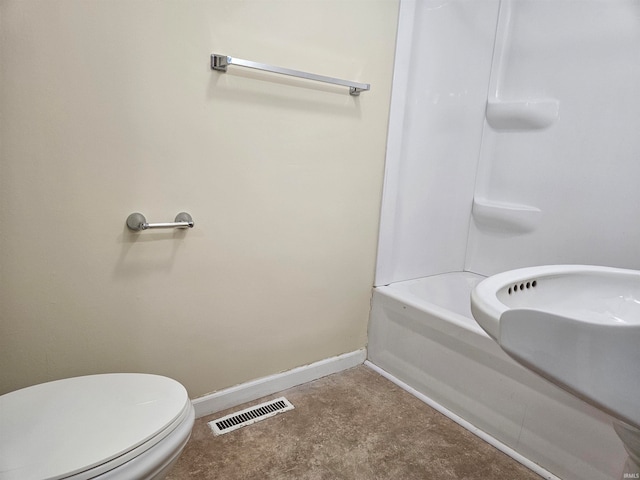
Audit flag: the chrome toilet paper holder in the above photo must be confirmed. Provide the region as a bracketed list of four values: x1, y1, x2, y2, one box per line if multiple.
[126, 212, 194, 232]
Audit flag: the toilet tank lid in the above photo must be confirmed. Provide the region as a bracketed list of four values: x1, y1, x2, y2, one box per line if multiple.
[0, 373, 190, 480]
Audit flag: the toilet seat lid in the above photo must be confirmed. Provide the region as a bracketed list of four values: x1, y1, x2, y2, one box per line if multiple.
[0, 373, 190, 480]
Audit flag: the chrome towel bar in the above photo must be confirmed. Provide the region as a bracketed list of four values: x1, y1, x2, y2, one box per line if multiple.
[126, 212, 194, 232]
[211, 54, 370, 96]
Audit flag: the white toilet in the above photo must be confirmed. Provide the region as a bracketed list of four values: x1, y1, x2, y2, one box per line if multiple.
[0, 373, 195, 480]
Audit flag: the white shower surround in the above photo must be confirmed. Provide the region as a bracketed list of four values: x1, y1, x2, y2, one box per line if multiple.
[369, 1, 640, 479]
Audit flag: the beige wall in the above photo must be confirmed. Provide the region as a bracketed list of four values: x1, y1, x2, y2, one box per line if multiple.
[0, 0, 399, 398]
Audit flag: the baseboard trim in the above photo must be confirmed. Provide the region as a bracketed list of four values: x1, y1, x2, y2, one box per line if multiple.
[364, 361, 561, 480]
[192, 349, 367, 418]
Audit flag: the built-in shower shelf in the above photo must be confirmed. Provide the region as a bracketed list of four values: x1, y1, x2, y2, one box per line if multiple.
[486, 99, 559, 131]
[472, 197, 541, 234]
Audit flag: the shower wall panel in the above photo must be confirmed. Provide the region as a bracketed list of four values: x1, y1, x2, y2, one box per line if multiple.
[466, 0, 640, 275]
[375, 0, 500, 286]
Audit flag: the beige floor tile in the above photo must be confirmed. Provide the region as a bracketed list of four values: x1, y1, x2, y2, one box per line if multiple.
[167, 366, 541, 480]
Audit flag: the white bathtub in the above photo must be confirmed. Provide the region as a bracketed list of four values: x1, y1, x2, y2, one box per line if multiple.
[367, 272, 627, 480]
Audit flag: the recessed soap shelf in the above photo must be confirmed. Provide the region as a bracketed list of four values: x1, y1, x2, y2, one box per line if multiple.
[486, 99, 560, 131]
[472, 198, 541, 234]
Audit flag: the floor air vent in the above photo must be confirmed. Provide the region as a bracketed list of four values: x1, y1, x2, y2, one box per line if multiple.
[208, 397, 294, 435]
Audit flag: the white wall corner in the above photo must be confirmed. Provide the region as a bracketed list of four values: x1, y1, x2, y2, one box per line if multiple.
[192, 349, 367, 418]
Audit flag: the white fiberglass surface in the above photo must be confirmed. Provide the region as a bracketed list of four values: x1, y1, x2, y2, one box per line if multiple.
[383, 272, 486, 330]
[466, 0, 640, 276]
[374, 0, 499, 285]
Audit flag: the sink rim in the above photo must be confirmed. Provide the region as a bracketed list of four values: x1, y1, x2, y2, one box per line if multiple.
[470, 264, 640, 340]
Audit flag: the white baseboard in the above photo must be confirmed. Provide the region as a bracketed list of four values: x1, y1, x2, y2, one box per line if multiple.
[192, 349, 367, 418]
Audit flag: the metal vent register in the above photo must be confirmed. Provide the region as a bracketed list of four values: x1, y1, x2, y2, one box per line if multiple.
[209, 397, 294, 435]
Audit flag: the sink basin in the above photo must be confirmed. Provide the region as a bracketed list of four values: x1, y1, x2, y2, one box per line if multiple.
[471, 265, 640, 472]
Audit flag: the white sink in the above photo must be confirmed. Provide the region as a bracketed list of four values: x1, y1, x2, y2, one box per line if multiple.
[471, 265, 640, 472]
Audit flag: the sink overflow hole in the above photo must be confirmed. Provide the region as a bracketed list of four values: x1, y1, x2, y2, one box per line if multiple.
[508, 280, 537, 295]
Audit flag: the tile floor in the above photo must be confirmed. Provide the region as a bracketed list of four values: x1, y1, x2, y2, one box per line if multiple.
[167, 366, 542, 480]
